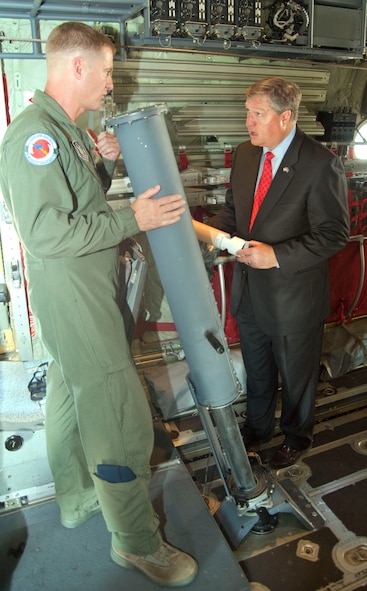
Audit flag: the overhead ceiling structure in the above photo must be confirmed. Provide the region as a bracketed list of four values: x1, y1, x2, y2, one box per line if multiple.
[0, 0, 339, 167]
[0, 0, 145, 20]
[111, 58, 328, 152]
[0, 0, 366, 63]
[0, 0, 146, 58]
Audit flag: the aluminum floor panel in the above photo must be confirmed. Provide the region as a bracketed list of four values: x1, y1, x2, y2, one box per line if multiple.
[240, 527, 342, 591]
[0, 462, 250, 591]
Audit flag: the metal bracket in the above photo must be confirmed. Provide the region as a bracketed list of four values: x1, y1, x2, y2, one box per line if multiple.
[270, 477, 326, 530]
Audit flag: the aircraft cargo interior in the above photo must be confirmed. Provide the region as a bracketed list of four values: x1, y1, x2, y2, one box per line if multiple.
[0, 2, 367, 590]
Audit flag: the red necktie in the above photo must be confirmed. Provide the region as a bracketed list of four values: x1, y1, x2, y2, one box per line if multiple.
[249, 151, 274, 230]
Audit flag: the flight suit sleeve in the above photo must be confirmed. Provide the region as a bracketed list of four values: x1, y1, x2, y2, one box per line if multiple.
[0, 129, 140, 260]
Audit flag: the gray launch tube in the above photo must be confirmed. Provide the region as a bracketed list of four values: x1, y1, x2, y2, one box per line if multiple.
[110, 104, 258, 496]
[109, 104, 240, 408]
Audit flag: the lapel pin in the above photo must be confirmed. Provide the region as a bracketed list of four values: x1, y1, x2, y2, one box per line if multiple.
[282, 167, 289, 173]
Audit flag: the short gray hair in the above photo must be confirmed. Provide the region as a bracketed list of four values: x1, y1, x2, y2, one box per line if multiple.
[246, 77, 302, 121]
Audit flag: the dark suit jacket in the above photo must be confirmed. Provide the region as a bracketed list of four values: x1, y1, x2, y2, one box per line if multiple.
[210, 126, 350, 336]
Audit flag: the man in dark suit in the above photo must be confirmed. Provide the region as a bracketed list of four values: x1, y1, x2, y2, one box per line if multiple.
[210, 77, 350, 468]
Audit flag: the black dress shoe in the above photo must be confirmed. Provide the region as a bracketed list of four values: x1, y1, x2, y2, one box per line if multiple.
[269, 443, 307, 469]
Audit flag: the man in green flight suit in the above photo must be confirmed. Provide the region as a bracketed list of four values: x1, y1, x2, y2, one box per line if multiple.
[0, 21, 198, 588]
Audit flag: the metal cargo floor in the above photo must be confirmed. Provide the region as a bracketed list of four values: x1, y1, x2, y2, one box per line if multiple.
[2, 359, 367, 591]
[181, 406, 367, 591]
[0, 421, 249, 591]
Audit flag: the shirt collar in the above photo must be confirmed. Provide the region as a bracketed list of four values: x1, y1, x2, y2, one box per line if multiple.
[265, 125, 296, 160]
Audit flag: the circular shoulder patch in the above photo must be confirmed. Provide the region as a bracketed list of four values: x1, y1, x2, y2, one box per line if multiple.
[24, 133, 58, 166]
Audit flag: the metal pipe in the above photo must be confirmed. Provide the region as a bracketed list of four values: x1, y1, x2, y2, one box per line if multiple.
[30, 17, 42, 56]
[211, 406, 257, 494]
[345, 235, 366, 320]
[216, 259, 227, 328]
[30, 0, 45, 18]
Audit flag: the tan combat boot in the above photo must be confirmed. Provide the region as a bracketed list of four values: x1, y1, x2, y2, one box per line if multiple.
[111, 540, 198, 587]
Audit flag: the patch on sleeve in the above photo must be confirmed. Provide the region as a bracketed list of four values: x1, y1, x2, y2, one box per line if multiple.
[24, 133, 58, 166]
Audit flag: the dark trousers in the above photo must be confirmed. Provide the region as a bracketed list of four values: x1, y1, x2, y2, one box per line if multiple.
[235, 284, 324, 450]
